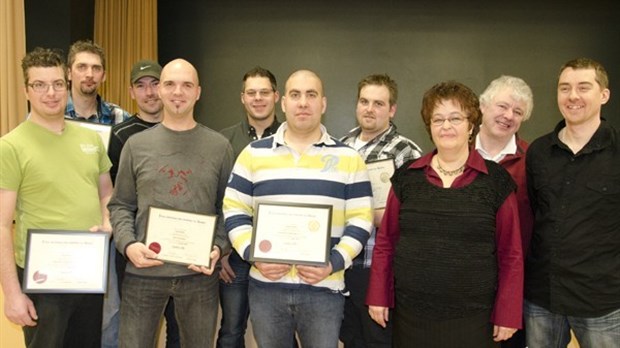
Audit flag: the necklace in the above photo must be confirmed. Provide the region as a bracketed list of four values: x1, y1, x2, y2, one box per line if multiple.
[435, 158, 465, 176]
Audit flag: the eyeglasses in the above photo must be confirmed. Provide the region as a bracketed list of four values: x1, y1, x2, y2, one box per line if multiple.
[430, 116, 466, 126]
[244, 89, 274, 98]
[28, 80, 67, 93]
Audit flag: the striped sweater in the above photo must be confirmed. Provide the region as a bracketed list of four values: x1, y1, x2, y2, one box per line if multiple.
[224, 123, 374, 291]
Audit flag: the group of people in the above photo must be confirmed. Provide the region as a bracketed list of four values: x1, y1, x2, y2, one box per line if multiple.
[0, 39, 618, 348]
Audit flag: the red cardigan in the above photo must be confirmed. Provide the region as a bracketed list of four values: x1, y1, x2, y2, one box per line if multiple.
[498, 137, 533, 256]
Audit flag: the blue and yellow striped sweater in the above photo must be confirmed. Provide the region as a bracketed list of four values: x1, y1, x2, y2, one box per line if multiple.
[224, 123, 374, 291]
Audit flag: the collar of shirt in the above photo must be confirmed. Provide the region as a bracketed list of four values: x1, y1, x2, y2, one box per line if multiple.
[273, 122, 336, 148]
[65, 94, 93, 120]
[243, 116, 281, 141]
[475, 133, 517, 163]
[551, 118, 614, 155]
[341, 122, 398, 147]
[65, 94, 113, 123]
[98, 95, 115, 119]
[410, 149, 489, 188]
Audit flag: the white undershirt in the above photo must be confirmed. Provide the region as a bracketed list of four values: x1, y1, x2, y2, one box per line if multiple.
[352, 137, 369, 151]
[475, 134, 517, 163]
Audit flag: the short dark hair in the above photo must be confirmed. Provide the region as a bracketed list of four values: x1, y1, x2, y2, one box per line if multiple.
[67, 40, 106, 70]
[420, 81, 481, 144]
[22, 47, 66, 85]
[559, 58, 609, 90]
[358, 74, 398, 106]
[242, 66, 277, 91]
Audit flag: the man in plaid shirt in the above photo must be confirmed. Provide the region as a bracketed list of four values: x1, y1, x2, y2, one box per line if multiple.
[340, 74, 422, 348]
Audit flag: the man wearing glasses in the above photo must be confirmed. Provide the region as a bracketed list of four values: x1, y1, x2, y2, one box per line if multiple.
[220, 67, 281, 157]
[0, 47, 113, 347]
[217, 66, 289, 347]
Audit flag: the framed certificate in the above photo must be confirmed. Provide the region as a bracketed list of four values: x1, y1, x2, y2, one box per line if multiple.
[145, 207, 217, 268]
[23, 229, 110, 293]
[250, 202, 332, 266]
[366, 158, 395, 209]
[65, 119, 112, 151]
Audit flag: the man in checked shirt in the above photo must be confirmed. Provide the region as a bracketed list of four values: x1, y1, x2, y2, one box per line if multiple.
[339, 74, 422, 348]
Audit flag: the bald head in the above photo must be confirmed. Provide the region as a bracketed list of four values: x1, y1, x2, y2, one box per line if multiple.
[285, 70, 323, 96]
[161, 59, 199, 85]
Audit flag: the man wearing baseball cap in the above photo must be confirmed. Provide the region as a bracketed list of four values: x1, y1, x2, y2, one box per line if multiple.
[108, 59, 163, 183]
[104, 59, 180, 348]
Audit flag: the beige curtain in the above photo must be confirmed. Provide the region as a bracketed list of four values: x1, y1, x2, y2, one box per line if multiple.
[0, 3, 27, 345]
[0, 0, 28, 136]
[94, 0, 158, 115]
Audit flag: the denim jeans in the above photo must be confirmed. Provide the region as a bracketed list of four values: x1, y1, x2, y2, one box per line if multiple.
[217, 250, 251, 348]
[524, 299, 620, 348]
[248, 280, 344, 348]
[102, 245, 121, 348]
[119, 273, 219, 348]
[116, 249, 180, 348]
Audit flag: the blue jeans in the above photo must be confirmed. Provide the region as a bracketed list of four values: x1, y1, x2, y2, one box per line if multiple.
[524, 299, 620, 348]
[248, 280, 344, 348]
[102, 245, 121, 348]
[119, 273, 219, 348]
[217, 250, 251, 348]
[115, 249, 180, 348]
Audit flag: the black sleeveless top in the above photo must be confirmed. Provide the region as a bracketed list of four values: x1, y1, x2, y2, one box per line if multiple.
[392, 160, 515, 319]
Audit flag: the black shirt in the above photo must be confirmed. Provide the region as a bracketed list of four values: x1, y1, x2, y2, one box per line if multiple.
[219, 117, 281, 158]
[107, 115, 159, 184]
[525, 119, 620, 317]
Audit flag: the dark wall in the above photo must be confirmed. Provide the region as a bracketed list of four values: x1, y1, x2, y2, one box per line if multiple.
[25, 0, 94, 53]
[157, 1, 619, 151]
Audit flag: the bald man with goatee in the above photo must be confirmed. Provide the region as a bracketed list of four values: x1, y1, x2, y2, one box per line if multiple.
[109, 59, 234, 347]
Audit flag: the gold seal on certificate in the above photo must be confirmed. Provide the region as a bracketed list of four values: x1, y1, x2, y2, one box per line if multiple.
[250, 202, 332, 266]
[380, 171, 391, 183]
[308, 219, 321, 232]
[23, 229, 110, 293]
[145, 207, 217, 268]
[366, 158, 396, 209]
[65, 119, 112, 151]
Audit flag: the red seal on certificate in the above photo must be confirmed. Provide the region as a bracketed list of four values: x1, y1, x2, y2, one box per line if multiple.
[33, 270, 47, 284]
[148, 242, 161, 254]
[258, 240, 272, 253]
